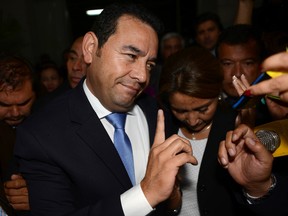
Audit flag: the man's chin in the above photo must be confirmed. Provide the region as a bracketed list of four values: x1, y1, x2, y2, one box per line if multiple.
[6, 119, 24, 127]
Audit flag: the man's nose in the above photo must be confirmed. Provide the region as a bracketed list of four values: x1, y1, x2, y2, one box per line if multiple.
[73, 57, 84, 70]
[131, 63, 148, 83]
[233, 63, 243, 78]
[10, 105, 21, 117]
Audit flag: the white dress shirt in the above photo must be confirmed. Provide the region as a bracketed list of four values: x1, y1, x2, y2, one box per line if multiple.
[0, 207, 7, 216]
[83, 80, 153, 215]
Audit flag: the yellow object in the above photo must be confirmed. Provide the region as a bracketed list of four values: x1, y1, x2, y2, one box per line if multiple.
[254, 119, 288, 157]
[266, 71, 286, 78]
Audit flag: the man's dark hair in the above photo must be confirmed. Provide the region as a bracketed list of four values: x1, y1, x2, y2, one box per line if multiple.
[91, 2, 164, 48]
[193, 12, 223, 36]
[0, 54, 35, 92]
[216, 24, 266, 60]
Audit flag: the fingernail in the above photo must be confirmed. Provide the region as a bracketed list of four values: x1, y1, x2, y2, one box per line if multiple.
[232, 134, 238, 141]
[243, 90, 253, 97]
[220, 157, 227, 165]
[247, 138, 256, 146]
[228, 148, 235, 157]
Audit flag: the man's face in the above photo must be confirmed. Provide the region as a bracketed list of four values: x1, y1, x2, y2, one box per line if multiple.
[0, 79, 35, 126]
[161, 37, 183, 61]
[218, 41, 261, 97]
[195, 20, 221, 51]
[66, 37, 88, 88]
[84, 15, 158, 112]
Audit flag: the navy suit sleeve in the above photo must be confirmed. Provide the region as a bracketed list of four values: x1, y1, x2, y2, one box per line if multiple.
[14, 125, 125, 216]
[245, 174, 288, 216]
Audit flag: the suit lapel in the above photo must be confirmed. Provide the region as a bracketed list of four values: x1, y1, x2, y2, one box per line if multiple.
[69, 85, 159, 188]
[68, 82, 132, 189]
[136, 94, 158, 145]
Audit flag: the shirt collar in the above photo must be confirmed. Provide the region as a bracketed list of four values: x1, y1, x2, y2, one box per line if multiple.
[83, 79, 135, 119]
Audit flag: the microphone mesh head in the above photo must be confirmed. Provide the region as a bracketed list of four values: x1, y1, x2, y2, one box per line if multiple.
[255, 130, 281, 152]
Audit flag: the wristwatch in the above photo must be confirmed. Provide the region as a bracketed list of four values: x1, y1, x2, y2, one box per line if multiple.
[242, 174, 277, 204]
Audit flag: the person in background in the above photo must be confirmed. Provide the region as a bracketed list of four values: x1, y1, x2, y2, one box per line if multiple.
[218, 51, 288, 216]
[159, 32, 186, 61]
[14, 3, 196, 215]
[192, 0, 261, 57]
[217, 24, 288, 126]
[37, 62, 63, 96]
[145, 32, 185, 97]
[65, 36, 87, 89]
[33, 36, 88, 111]
[193, 12, 223, 56]
[0, 54, 34, 215]
[158, 46, 251, 215]
[216, 24, 264, 105]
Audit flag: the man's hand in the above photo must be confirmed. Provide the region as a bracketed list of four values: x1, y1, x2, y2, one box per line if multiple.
[4, 174, 30, 211]
[141, 109, 198, 207]
[218, 124, 274, 197]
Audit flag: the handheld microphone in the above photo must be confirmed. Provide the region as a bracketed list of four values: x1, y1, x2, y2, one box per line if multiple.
[255, 130, 281, 152]
[254, 119, 288, 157]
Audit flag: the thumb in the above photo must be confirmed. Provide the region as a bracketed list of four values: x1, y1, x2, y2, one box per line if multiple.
[153, 109, 165, 147]
[11, 174, 23, 180]
[245, 137, 273, 163]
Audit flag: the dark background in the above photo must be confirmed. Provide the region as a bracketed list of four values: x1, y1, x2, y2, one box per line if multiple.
[1, 0, 288, 66]
[66, 0, 197, 39]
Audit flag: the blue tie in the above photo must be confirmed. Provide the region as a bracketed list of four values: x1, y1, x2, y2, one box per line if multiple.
[106, 113, 135, 185]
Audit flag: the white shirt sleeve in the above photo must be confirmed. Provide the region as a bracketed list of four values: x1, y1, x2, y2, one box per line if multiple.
[121, 184, 154, 216]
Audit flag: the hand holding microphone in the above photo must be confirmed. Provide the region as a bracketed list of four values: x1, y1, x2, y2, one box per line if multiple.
[254, 119, 288, 157]
[255, 130, 280, 152]
[218, 123, 274, 197]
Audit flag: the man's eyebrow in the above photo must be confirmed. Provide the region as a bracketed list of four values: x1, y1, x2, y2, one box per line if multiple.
[123, 45, 144, 55]
[0, 97, 33, 107]
[17, 97, 34, 106]
[0, 101, 9, 106]
[242, 57, 258, 61]
[68, 50, 78, 56]
[122, 45, 157, 62]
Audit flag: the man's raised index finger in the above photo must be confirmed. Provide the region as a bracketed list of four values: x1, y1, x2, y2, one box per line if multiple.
[153, 109, 165, 147]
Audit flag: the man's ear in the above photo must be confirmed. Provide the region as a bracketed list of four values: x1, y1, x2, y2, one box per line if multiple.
[82, 31, 98, 64]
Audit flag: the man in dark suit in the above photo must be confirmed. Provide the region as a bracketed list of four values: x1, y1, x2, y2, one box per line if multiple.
[14, 3, 197, 215]
[0, 55, 34, 214]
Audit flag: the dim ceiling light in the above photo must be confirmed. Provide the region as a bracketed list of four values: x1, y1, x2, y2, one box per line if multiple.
[86, 9, 103, 16]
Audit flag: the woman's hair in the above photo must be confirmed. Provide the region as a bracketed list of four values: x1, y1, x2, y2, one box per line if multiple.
[158, 46, 223, 107]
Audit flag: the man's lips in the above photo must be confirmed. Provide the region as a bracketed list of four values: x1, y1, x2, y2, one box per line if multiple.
[122, 83, 141, 93]
[71, 77, 81, 82]
[6, 118, 24, 125]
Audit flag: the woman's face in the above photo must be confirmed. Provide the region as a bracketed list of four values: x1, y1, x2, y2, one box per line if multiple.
[40, 68, 62, 92]
[169, 92, 218, 132]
